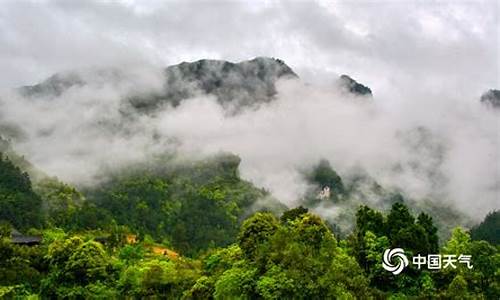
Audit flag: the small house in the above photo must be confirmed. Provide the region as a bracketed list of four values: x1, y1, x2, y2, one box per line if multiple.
[317, 186, 331, 199]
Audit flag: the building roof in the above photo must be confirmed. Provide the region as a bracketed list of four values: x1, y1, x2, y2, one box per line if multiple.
[11, 235, 41, 244]
[10, 228, 42, 245]
[11, 228, 22, 236]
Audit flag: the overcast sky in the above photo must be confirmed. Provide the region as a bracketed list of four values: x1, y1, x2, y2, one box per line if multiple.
[0, 0, 498, 98]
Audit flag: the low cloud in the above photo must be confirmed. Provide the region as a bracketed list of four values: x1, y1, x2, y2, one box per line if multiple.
[0, 68, 497, 220]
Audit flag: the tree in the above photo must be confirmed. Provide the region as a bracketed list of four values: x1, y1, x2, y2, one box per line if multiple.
[238, 212, 279, 259]
[0, 154, 43, 229]
[391, 224, 430, 254]
[46, 236, 84, 269]
[353, 205, 386, 272]
[446, 275, 469, 299]
[0, 237, 42, 287]
[356, 205, 385, 237]
[417, 212, 439, 253]
[470, 210, 499, 245]
[34, 178, 84, 228]
[214, 265, 259, 299]
[362, 231, 394, 290]
[467, 240, 500, 298]
[442, 227, 470, 255]
[386, 202, 415, 243]
[64, 241, 110, 285]
[280, 206, 308, 224]
[118, 259, 200, 298]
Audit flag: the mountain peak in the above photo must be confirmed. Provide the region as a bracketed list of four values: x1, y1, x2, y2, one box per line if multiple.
[480, 89, 500, 108]
[160, 57, 297, 110]
[19, 57, 298, 113]
[339, 74, 372, 97]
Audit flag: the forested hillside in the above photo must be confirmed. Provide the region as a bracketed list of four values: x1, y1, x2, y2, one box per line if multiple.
[0, 56, 498, 299]
[0, 148, 498, 298]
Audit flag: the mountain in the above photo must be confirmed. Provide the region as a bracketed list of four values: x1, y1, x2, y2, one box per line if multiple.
[161, 57, 297, 107]
[18, 57, 298, 113]
[0, 136, 47, 182]
[338, 74, 372, 97]
[0, 153, 43, 230]
[18, 58, 375, 113]
[480, 89, 500, 108]
[19, 71, 86, 98]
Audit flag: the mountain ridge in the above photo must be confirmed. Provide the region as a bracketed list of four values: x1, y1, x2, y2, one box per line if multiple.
[17, 57, 375, 112]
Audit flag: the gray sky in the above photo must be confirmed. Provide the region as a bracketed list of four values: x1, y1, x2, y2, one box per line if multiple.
[1, 0, 498, 99]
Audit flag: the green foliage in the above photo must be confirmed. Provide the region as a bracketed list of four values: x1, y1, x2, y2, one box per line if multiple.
[349, 202, 489, 296]
[440, 228, 500, 299]
[280, 206, 308, 223]
[386, 202, 415, 241]
[46, 236, 84, 269]
[417, 212, 439, 253]
[447, 275, 469, 299]
[214, 264, 259, 299]
[0, 153, 43, 230]
[470, 210, 500, 245]
[306, 159, 345, 197]
[118, 258, 200, 298]
[0, 202, 498, 298]
[354, 203, 439, 260]
[0, 222, 11, 238]
[209, 212, 371, 299]
[41, 228, 67, 245]
[63, 241, 110, 285]
[0, 237, 43, 290]
[0, 150, 497, 298]
[442, 227, 470, 255]
[119, 244, 145, 262]
[356, 205, 385, 237]
[238, 212, 279, 259]
[41, 237, 117, 297]
[256, 265, 295, 299]
[84, 154, 279, 256]
[34, 178, 84, 228]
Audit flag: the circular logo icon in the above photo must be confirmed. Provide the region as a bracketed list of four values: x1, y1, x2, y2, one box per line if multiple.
[382, 248, 409, 275]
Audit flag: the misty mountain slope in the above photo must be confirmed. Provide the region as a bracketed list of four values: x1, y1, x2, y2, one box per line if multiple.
[480, 89, 500, 108]
[470, 210, 500, 244]
[2, 56, 497, 235]
[160, 57, 298, 109]
[0, 136, 48, 182]
[0, 153, 43, 230]
[299, 158, 471, 240]
[80, 153, 286, 255]
[19, 72, 86, 98]
[16, 57, 374, 114]
[338, 74, 372, 97]
[17, 57, 298, 113]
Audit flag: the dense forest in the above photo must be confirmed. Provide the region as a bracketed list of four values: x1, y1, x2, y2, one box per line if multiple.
[0, 149, 498, 299]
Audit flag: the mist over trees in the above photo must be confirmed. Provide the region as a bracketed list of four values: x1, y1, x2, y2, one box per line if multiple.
[0, 136, 498, 298]
[0, 54, 498, 300]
